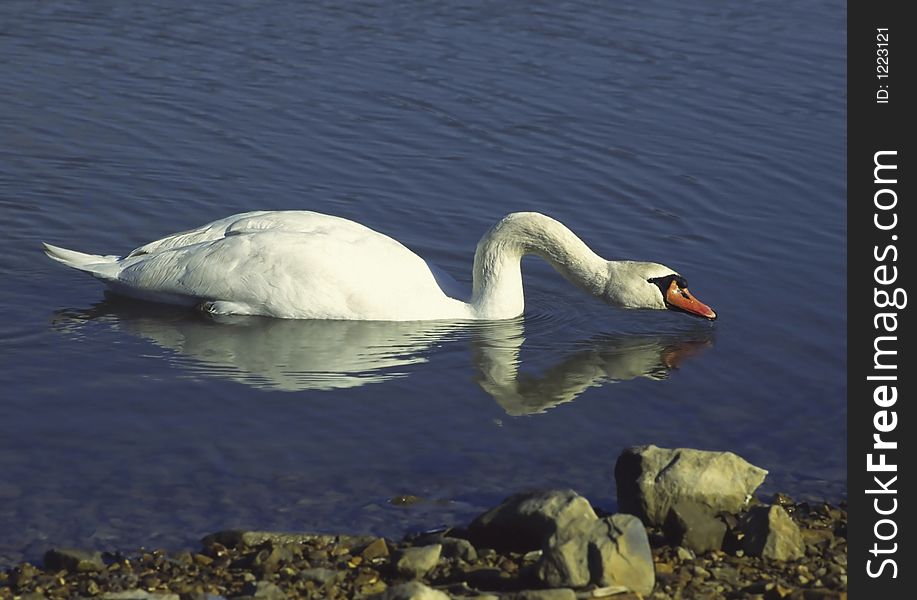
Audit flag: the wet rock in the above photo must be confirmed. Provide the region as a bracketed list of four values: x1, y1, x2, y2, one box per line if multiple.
[662, 501, 727, 554]
[536, 514, 654, 595]
[44, 547, 106, 572]
[615, 445, 768, 526]
[738, 505, 805, 561]
[467, 490, 597, 553]
[375, 581, 450, 600]
[393, 544, 442, 579]
[441, 537, 477, 562]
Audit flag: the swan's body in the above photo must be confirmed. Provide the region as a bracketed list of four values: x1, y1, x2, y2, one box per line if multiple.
[43, 211, 716, 321]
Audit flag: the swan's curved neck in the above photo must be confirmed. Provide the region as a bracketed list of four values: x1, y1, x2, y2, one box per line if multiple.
[470, 213, 608, 319]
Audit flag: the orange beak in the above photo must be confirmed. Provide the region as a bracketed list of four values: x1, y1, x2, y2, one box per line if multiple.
[665, 280, 717, 320]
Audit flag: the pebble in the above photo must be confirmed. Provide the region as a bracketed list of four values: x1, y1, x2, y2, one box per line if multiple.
[675, 547, 695, 562]
[360, 538, 390, 561]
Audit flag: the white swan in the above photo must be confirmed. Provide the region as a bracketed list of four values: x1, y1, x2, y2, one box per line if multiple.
[43, 211, 716, 321]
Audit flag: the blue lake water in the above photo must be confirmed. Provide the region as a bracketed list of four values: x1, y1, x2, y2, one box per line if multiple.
[0, 0, 845, 564]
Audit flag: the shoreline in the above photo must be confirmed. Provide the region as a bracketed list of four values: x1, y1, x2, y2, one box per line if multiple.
[0, 492, 847, 600]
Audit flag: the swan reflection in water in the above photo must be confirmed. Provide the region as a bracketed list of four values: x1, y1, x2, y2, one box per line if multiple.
[53, 296, 713, 415]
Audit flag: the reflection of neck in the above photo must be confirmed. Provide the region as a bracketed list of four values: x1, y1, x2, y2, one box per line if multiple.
[470, 213, 608, 319]
[471, 323, 710, 416]
[472, 321, 608, 416]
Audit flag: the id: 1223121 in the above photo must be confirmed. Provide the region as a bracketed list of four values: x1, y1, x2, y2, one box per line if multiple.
[876, 28, 889, 104]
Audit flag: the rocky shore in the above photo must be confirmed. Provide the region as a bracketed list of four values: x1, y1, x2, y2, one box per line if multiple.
[0, 446, 847, 600]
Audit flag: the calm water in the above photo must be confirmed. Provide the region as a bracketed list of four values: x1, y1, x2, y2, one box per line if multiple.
[0, 0, 845, 564]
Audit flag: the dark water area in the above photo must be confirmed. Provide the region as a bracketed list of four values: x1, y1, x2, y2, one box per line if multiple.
[0, 0, 845, 565]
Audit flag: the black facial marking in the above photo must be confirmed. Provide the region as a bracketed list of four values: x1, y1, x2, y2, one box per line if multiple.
[647, 274, 698, 315]
[647, 274, 688, 296]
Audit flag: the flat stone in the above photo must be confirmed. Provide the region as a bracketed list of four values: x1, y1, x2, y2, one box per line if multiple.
[615, 445, 768, 526]
[393, 544, 442, 579]
[738, 505, 805, 561]
[662, 500, 727, 554]
[374, 581, 450, 600]
[468, 489, 598, 553]
[44, 547, 106, 572]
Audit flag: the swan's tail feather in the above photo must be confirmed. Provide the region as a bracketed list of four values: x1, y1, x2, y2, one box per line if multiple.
[42, 243, 121, 279]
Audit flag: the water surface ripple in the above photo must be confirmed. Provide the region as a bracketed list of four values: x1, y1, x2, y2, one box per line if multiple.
[0, 0, 845, 564]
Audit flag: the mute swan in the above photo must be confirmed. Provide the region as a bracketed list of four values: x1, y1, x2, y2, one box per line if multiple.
[43, 211, 716, 321]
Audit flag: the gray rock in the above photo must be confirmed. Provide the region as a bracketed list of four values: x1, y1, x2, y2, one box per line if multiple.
[662, 501, 727, 554]
[536, 514, 654, 595]
[44, 547, 105, 572]
[615, 445, 768, 526]
[441, 537, 477, 562]
[393, 544, 442, 578]
[738, 505, 805, 561]
[375, 581, 450, 600]
[467, 489, 598, 552]
[537, 533, 591, 588]
[508, 589, 577, 600]
[590, 515, 655, 594]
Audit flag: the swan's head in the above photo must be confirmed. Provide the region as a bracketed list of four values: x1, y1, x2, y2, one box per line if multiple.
[605, 261, 717, 320]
